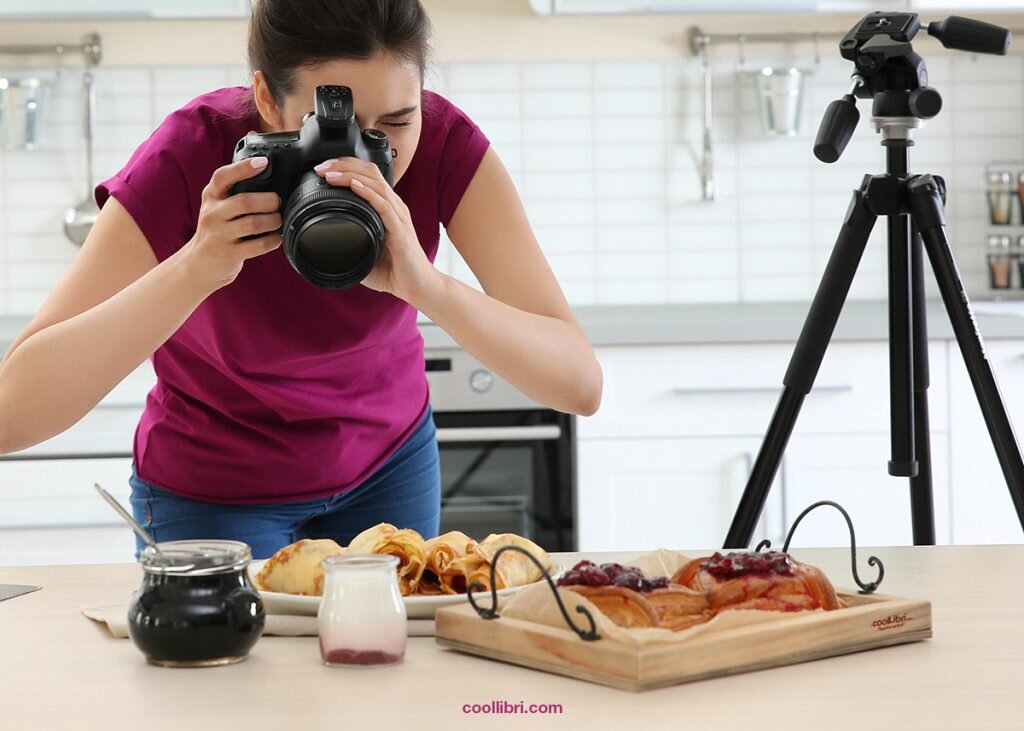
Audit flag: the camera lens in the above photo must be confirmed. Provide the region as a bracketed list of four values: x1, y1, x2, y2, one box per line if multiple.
[281, 171, 384, 289]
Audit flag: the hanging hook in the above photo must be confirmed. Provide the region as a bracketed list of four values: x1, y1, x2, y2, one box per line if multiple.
[812, 32, 822, 74]
[737, 34, 748, 72]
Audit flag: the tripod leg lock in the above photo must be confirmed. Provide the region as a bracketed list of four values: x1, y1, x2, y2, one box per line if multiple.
[907, 174, 947, 230]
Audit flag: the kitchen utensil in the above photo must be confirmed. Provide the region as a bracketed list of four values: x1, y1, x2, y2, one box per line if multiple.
[63, 67, 99, 246]
[0, 585, 41, 603]
[0, 76, 50, 150]
[752, 66, 807, 137]
[93, 482, 165, 560]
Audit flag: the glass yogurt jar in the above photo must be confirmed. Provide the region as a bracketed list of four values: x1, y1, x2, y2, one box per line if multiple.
[127, 540, 265, 667]
[317, 555, 407, 667]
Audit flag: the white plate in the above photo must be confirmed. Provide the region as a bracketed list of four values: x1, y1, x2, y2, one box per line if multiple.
[247, 560, 564, 620]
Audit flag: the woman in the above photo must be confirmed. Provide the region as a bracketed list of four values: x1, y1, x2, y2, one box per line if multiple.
[0, 0, 602, 558]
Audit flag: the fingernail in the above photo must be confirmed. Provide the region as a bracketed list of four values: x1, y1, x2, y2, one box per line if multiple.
[325, 171, 344, 183]
[250, 156, 269, 169]
[350, 178, 365, 189]
[314, 161, 332, 173]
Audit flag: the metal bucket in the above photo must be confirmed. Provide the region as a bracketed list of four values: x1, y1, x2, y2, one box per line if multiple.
[753, 66, 807, 137]
[0, 76, 51, 150]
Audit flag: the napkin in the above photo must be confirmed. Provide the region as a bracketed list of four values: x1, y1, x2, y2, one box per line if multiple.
[81, 605, 435, 638]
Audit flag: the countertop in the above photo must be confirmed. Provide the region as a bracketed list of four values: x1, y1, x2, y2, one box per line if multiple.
[4, 300, 1024, 354]
[0, 545, 1019, 730]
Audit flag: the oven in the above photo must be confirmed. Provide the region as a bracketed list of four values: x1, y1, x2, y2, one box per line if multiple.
[426, 348, 577, 552]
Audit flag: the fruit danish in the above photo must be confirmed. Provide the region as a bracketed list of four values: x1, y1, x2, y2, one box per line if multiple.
[672, 551, 844, 613]
[557, 561, 709, 631]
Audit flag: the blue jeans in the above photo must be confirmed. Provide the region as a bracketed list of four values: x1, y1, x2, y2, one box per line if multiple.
[129, 408, 441, 559]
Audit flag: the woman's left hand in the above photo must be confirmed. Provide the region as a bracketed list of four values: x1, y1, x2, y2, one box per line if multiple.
[315, 157, 440, 304]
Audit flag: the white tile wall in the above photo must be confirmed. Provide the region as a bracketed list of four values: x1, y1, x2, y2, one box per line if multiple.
[1, 52, 1022, 314]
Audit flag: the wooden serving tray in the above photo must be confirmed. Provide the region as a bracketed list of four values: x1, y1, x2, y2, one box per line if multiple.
[434, 590, 931, 692]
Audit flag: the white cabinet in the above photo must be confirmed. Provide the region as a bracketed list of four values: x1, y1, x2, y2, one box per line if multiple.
[781, 432, 951, 548]
[578, 340, 956, 551]
[948, 340, 1024, 545]
[577, 436, 784, 551]
[0, 362, 154, 564]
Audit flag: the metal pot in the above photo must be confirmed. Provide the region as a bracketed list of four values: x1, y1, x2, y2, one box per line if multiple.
[0, 76, 50, 150]
[752, 66, 808, 137]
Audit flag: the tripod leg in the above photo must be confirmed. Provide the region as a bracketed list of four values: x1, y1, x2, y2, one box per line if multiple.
[908, 175, 1024, 532]
[887, 209, 918, 478]
[724, 182, 878, 548]
[910, 222, 937, 544]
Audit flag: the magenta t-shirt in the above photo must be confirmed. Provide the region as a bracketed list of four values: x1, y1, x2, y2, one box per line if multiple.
[95, 87, 489, 504]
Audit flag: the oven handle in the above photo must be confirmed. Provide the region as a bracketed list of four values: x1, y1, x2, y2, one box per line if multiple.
[434, 425, 563, 443]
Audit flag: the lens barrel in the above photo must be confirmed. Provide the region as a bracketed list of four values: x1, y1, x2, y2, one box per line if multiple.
[281, 171, 385, 290]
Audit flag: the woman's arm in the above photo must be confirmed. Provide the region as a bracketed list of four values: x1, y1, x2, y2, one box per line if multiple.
[0, 158, 283, 455]
[418, 149, 602, 416]
[320, 149, 602, 416]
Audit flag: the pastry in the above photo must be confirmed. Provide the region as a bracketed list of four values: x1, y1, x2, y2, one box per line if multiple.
[252, 538, 345, 596]
[643, 584, 712, 631]
[419, 531, 477, 595]
[673, 551, 844, 613]
[347, 523, 427, 596]
[563, 585, 660, 628]
[557, 560, 706, 630]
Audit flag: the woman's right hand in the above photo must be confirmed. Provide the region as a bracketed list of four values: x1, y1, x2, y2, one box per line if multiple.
[182, 156, 283, 290]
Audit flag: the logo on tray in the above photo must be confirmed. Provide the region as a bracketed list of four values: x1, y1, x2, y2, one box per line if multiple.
[872, 613, 911, 631]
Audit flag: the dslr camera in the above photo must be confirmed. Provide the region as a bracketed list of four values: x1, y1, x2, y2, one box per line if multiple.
[231, 85, 394, 289]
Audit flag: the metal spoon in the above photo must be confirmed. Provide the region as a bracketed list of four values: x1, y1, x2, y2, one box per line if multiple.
[93, 482, 165, 559]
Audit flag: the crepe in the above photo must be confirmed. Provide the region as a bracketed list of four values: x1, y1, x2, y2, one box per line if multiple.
[445, 533, 553, 594]
[418, 531, 477, 595]
[347, 523, 427, 596]
[253, 538, 345, 596]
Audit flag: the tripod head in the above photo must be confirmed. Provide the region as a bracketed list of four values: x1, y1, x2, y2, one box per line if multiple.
[815, 12, 1011, 164]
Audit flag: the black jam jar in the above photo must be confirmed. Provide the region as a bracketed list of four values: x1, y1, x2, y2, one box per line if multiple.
[127, 540, 265, 667]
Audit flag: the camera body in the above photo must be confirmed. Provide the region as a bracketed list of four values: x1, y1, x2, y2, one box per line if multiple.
[230, 85, 394, 289]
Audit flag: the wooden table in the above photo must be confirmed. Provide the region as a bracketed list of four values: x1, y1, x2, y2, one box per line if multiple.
[1, 546, 1018, 730]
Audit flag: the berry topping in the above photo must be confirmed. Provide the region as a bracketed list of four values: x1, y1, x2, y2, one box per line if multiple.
[558, 560, 667, 591]
[703, 551, 794, 579]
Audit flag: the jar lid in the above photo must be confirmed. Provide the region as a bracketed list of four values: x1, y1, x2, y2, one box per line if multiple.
[988, 234, 1012, 248]
[988, 170, 1012, 184]
[140, 540, 252, 576]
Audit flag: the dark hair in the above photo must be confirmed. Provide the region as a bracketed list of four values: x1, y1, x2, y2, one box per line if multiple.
[247, 0, 432, 107]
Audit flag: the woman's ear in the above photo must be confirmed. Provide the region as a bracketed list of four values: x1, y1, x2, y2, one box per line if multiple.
[252, 70, 284, 131]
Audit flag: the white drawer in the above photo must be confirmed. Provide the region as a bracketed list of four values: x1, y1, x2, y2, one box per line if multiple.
[0, 458, 134, 528]
[0, 525, 137, 566]
[579, 341, 949, 439]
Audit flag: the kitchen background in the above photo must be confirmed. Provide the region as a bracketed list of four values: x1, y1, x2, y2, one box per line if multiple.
[3, 0, 1024, 564]
[1, 41, 1021, 309]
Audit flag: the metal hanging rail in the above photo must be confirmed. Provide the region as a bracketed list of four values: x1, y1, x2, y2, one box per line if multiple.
[0, 34, 102, 64]
[686, 24, 1024, 201]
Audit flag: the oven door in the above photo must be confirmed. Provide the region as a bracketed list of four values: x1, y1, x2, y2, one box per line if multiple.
[432, 409, 576, 552]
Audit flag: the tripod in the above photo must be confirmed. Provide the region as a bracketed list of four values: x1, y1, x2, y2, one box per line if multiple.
[724, 12, 1024, 549]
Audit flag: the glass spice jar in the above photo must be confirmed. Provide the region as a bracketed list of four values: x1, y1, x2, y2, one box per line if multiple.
[127, 540, 265, 667]
[318, 555, 407, 668]
[988, 234, 1013, 289]
[987, 170, 1014, 225]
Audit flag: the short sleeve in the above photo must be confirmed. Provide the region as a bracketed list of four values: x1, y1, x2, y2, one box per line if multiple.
[95, 104, 229, 263]
[436, 102, 490, 228]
